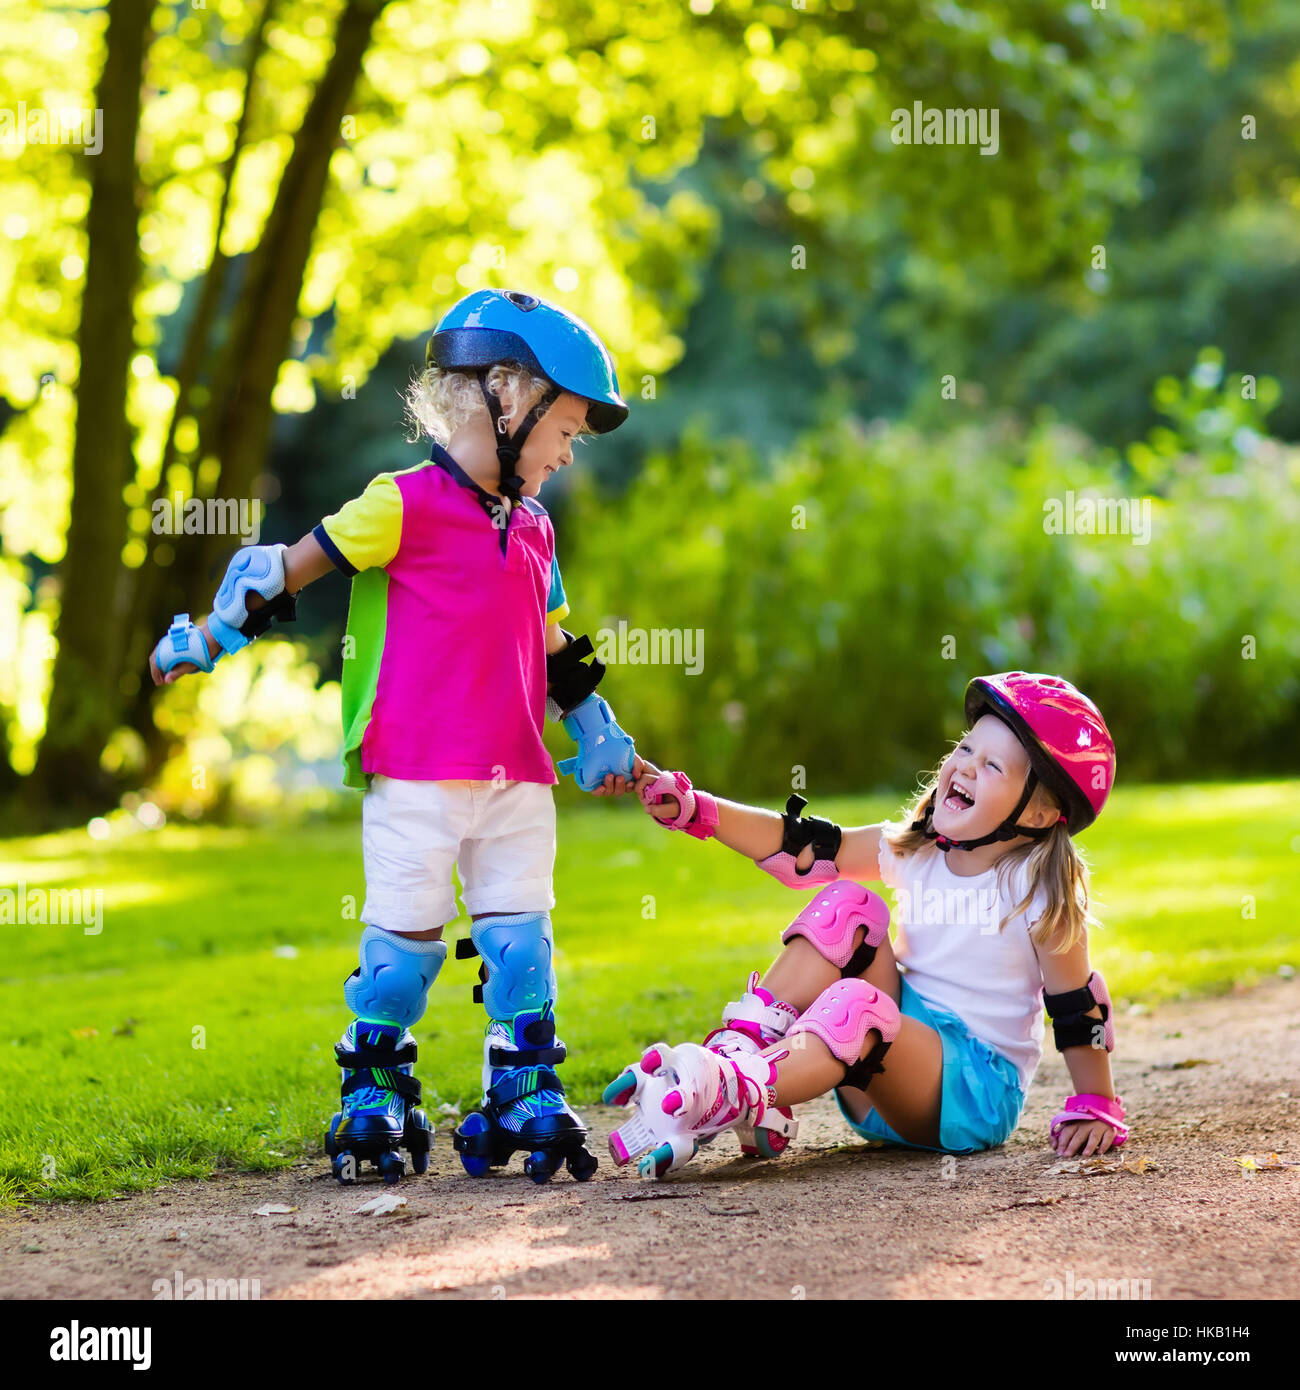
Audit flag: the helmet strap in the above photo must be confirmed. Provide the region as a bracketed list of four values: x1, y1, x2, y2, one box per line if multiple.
[476, 372, 560, 505]
[911, 771, 1056, 854]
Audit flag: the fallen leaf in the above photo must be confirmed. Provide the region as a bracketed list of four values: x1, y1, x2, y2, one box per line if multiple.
[1234, 1153, 1299, 1171]
[705, 1206, 759, 1217]
[1047, 1154, 1157, 1177]
[20, 1244, 43, 1254]
[1152, 1058, 1215, 1070]
[69, 1027, 98, 1039]
[161, 1229, 188, 1241]
[1004, 1195, 1069, 1208]
[252, 1203, 298, 1216]
[355, 1193, 407, 1216]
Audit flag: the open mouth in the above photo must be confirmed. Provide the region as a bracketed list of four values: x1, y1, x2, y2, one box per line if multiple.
[942, 780, 975, 814]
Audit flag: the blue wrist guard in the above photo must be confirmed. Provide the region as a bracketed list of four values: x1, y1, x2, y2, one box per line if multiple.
[557, 694, 636, 792]
[207, 543, 297, 656]
[156, 613, 217, 675]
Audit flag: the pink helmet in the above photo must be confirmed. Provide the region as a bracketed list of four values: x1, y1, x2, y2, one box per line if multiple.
[965, 672, 1115, 832]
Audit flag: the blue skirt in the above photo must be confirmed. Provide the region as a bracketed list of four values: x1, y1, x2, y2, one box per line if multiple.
[835, 975, 1025, 1155]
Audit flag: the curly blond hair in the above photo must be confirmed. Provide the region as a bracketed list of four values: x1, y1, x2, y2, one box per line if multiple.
[403, 360, 590, 446]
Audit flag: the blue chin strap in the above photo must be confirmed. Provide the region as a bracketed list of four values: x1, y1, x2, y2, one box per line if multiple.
[344, 924, 448, 1029]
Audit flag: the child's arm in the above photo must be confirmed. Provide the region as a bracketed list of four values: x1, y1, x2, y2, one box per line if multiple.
[634, 757, 884, 881]
[1035, 931, 1126, 1157]
[545, 620, 638, 796]
[149, 533, 335, 685]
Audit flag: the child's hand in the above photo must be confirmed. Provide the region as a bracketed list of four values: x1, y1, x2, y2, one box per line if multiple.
[633, 759, 681, 823]
[1050, 1117, 1118, 1159]
[590, 755, 647, 799]
[149, 618, 219, 685]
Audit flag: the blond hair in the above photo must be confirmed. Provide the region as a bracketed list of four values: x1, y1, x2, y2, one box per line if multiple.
[402, 361, 556, 446]
[882, 751, 1097, 952]
[403, 361, 550, 447]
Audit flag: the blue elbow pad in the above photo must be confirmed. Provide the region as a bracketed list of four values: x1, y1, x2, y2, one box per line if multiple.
[556, 694, 636, 792]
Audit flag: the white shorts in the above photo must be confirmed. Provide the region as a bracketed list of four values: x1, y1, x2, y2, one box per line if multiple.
[360, 776, 556, 933]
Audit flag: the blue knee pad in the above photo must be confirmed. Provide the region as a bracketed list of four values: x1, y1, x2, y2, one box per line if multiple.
[469, 912, 556, 1019]
[344, 925, 447, 1029]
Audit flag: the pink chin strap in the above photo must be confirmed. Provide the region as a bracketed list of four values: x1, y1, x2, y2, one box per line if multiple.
[1051, 1092, 1129, 1146]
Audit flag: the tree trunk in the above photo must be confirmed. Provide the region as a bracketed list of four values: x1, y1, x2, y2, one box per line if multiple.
[28, 0, 153, 818]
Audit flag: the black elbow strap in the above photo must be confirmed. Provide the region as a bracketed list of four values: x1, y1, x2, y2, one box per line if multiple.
[240, 588, 298, 639]
[1044, 975, 1112, 1052]
[546, 630, 605, 714]
[778, 794, 843, 865]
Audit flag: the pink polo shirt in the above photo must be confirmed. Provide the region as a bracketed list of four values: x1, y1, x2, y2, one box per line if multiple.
[313, 446, 570, 788]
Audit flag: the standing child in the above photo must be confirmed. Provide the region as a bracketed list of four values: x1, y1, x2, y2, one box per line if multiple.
[151, 289, 641, 1185]
[605, 673, 1128, 1179]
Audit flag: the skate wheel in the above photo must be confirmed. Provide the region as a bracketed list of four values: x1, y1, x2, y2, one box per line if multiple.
[378, 1150, 406, 1184]
[405, 1112, 432, 1174]
[602, 1068, 638, 1107]
[524, 1150, 561, 1185]
[566, 1148, 598, 1182]
[324, 1112, 342, 1158]
[753, 1127, 790, 1159]
[640, 1047, 663, 1074]
[456, 1112, 492, 1178]
[331, 1152, 357, 1185]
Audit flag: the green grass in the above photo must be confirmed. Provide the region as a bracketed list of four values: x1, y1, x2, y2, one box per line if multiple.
[1, 780, 1296, 1204]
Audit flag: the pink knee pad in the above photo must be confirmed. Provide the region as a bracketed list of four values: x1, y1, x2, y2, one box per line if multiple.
[781, 881, 891, 972]
[785, 977, 901, 1070]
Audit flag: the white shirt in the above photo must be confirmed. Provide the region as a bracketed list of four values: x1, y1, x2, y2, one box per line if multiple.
[877, 836, 1048, 1092]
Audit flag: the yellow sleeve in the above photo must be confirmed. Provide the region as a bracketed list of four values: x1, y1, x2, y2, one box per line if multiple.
[314, 474, 403, 574]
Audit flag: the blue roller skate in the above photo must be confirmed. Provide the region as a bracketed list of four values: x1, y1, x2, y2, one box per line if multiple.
[453, 1009, 598, 1185]
[325, 1020, 433, 1185]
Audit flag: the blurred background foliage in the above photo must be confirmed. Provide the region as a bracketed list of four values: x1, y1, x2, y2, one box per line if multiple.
[0, 0, 1297, 825]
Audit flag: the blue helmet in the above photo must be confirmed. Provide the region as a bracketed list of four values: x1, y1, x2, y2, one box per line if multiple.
[426, 289, 628, 434]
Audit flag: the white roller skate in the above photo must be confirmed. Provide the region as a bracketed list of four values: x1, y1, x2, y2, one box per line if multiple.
[702, 972, 800, 1158]
[603, 1040, 779, 1180]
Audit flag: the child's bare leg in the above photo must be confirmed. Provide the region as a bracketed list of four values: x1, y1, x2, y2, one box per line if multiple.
[761, 930, 944, 1148]
[758, 937, 840, 1011]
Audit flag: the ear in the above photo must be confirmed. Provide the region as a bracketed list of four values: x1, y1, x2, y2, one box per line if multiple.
[1020, 788, 1063, 832]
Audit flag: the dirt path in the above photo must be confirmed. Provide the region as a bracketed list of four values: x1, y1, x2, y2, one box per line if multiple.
[3, 979, 1297, 1301]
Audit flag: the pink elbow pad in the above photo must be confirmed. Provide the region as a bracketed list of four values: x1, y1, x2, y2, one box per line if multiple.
[756, 850, 839, 889]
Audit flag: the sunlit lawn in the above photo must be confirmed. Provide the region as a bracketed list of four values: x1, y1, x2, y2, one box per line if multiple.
[1, 780, 1296, 1204]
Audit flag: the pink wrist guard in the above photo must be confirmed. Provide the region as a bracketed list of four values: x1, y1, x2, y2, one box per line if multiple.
[639, 770, 718, 841]
[1051, 1092, 1129, 1146]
